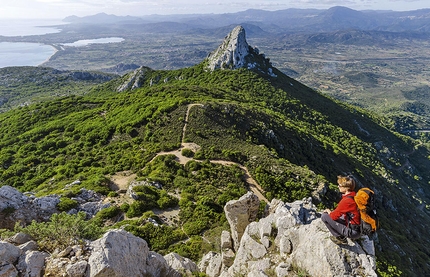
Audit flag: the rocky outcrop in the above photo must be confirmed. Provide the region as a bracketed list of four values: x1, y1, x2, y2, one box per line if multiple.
[224, 191, 261, 251]
[116, 66, 152, 92]
[0, 185, 60, 229]
[1, 186, 377, 277]
[87, 229, 150, 276]
[3, 229, 198, 277]
[206, 26, 277, 77]
[200, 195, 377, 277]
[0, 186, 110, 229]
[206, 26, 250, 70]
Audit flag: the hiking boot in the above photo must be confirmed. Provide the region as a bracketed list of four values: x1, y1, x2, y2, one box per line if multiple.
[330, 236, 347, 245]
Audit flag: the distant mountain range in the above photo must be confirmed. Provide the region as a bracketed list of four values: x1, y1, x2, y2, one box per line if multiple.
[63, 6, 430, 33]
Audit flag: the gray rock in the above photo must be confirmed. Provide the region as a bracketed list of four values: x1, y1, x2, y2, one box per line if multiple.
[78, 201, 111, 218]
[7, 232, 33, 245]
[248, 270, 269, 277]
[198, 252, 222, 277]
[0, 185, 28, 210]
[248, 258, 271, 272]
[275, 262, 292, 277]
[31, 195, 60, 211]
[17, 250, 49, 277]
[164, 252, 199, 276]
[207, 26, 250, 71]
[58, 246, 73, 258]
[222, 248, 235, 267]
[279, 236, 292, 254]
[66, 260, 88, 277]
[211, 193, 377, 277]
[224, 191, 260, 251]
[19, 241, 38, 253]
[116, 66, 152, 92]
[0, 261, 18, 277]
[145, 251, 174, 277]
[0, 241, 22, 263]
[206, 25, 277, 77]
[220, 230, 232, 249]
[87, 229, 149, 277]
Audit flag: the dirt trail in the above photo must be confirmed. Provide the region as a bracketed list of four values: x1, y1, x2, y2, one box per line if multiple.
[110, 103, 268, 204]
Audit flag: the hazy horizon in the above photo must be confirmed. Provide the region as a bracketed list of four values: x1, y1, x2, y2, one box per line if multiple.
[3, 0, 429, 20]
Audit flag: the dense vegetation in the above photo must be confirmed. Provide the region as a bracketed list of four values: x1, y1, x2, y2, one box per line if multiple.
[0, 66, 115, 112]
[1, 62, 430, 276]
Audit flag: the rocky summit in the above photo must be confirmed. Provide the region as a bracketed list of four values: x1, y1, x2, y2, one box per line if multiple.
[206, 26, 277, 77]
[115, 25, 277, 93]
[0, 187, 376, 277]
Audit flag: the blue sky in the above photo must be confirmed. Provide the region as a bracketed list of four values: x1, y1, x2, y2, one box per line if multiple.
[2, 0, 429, 19]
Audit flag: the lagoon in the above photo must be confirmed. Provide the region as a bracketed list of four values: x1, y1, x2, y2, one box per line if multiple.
[0, 19, 125, 68]
[0, 37, 124, 69]
[62, 37, 124, 47]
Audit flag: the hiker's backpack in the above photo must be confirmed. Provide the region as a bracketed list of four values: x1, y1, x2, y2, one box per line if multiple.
[354, 187, 379, 235]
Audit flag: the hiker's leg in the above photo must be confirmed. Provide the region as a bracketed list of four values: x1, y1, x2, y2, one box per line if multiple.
[321, 213, 348, 237]
[346, 227, 361, 240]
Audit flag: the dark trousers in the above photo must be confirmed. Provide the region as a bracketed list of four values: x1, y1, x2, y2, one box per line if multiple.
[321, 213, 361, 240]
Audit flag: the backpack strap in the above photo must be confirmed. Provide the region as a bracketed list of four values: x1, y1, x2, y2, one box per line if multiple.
[345, 195, 357, 229]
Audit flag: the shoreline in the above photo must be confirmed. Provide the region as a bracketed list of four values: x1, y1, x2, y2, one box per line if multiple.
[0, 42, 58, 68]
[38, 44, 60, 66]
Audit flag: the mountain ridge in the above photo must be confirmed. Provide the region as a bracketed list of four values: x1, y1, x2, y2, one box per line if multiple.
[61, 7, 430, 33]
[0, 26, 429, 276]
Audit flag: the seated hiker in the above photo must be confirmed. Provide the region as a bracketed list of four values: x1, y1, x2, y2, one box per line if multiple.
[321, 175, 361, 244]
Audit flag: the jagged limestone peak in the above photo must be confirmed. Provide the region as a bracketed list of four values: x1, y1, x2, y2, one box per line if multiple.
[206, 26, 250, 70]
[206, 25, 277, 77]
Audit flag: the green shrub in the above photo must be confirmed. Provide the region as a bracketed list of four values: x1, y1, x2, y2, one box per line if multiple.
[57, 197, 79, 212]
[167, 235, 207, 261]
[182, 148, 194, 158]
[94, 206, 121, 221]
[15, 211, 102, 252]
[182, 219, 208, 236]
[120, 203, 130, 213]
[157, 191, 179, 209]
[108, 191, 118, 197]
[124, 223, 186, 251]
[126, 201, 150, 218]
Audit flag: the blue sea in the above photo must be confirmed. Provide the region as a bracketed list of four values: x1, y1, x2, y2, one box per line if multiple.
[0, 19, 65, 37]
[0, 19, 64, 68]
[0, 19, 123, 68]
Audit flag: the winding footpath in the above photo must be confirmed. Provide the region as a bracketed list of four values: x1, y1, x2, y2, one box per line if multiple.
[153, 103, 268, 202]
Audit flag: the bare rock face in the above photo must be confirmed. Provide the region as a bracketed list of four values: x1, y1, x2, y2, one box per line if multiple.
[198, 252, 223, 277]
[201, 194, 377, 277]
[0, 185, 60, 229]
[0, 261, 19, 277]
[224, 191, 261, 251]
[0, 185, 28, 210]
[87, 229, 150, 277]
[116, 66, 152, 92]
[207, 26, 250, 70]
[206, 25, 277, 77]
[164, 252, 199, 276]
[16, 250, 49, 277]
[146, 251, 179, 277]
[0, 241, 22, 264]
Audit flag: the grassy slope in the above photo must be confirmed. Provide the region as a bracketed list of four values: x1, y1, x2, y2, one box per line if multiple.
[0, 63, 429, 275]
